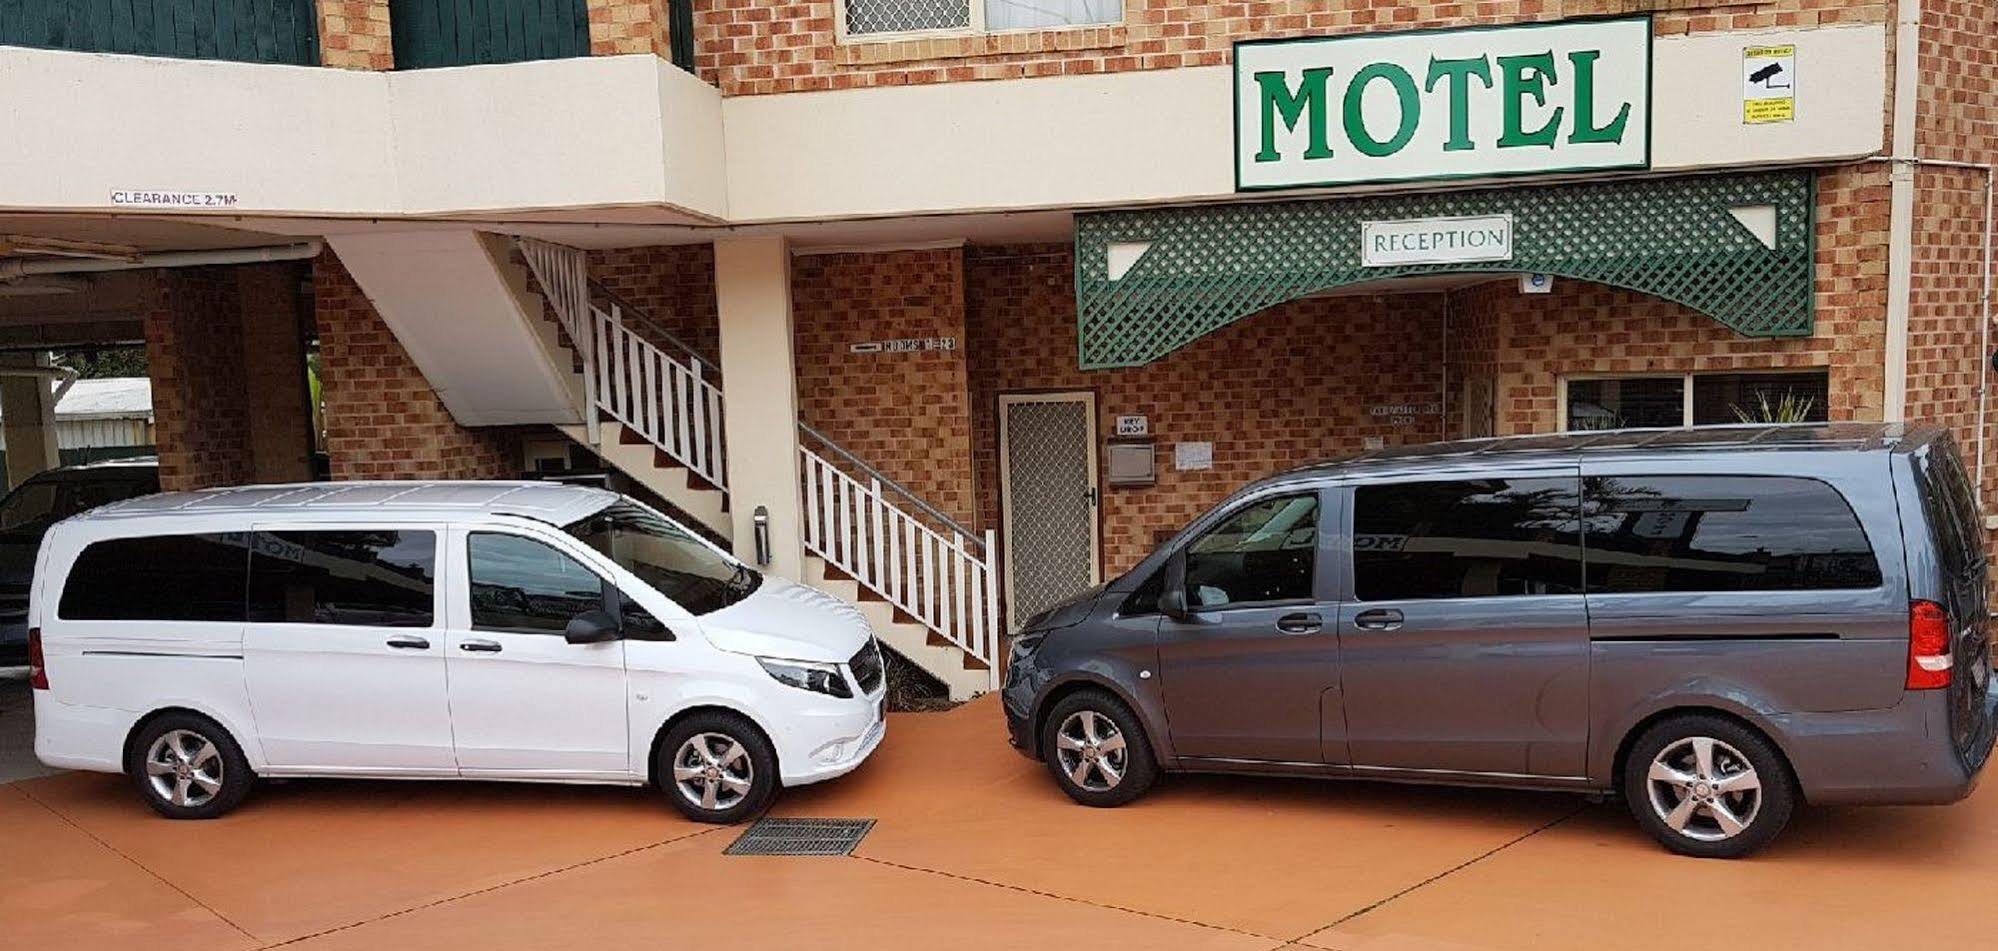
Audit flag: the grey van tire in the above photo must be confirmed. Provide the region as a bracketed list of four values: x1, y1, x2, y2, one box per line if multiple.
[1041, 690, 1158, 808]
[655, 711, 779, 824]
[125, 712, 255, 820]
[1621, 714, 1796, 859]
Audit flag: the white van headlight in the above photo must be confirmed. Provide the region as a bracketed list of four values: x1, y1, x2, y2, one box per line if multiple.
[757, 657, 854, 699]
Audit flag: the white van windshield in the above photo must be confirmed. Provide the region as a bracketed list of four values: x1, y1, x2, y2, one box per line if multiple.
[564, 499, 760, 616]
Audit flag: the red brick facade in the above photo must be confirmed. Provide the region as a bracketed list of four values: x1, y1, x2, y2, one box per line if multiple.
[313, 255, 523, 482]
[315, 0, 393, 70]
[685, 0, 1891, 96]
[145, 268, 254, 492]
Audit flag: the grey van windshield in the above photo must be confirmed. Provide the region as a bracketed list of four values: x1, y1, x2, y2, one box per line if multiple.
[565, 500, 759, 615]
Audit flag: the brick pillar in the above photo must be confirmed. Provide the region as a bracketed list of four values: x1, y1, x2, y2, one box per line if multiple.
[585, 0, 672, 57]
[238, 264, 316, 483]
[145, 269, 255, 492]
[317, 0, 394, 70]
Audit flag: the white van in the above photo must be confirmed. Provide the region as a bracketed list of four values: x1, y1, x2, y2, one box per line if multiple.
[28, 481, 886, 822]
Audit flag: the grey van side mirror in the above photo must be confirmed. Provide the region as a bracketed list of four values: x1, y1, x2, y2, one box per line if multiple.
[565, 609, 623, 645]
[1158, 588, 1191, 621]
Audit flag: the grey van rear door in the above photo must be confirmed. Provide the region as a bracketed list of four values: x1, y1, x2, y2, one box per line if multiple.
[1334, 469, 1592, 778]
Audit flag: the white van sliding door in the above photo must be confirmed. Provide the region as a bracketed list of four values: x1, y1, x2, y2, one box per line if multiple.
[444, 527, 630, 779]
[243, 525, 456, 773]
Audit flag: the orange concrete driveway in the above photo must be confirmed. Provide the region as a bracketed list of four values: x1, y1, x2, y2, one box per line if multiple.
[7, 697, 1996, 951]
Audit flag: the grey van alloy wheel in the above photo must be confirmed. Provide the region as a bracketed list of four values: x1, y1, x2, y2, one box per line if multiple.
[673, 732, 755, 812]
[1644, 736, 1763, 843]
[1621, 713, 1794, 859]
[144, 730, 226, 809]
[1040, 690, 1157, 807]
[1055, 710, 1127, 792]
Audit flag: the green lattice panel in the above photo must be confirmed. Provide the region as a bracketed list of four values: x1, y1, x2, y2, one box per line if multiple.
[1075, 170, 1816, 369]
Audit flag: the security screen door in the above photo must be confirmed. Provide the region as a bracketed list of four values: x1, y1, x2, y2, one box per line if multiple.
[1000, 393, 1101, 630]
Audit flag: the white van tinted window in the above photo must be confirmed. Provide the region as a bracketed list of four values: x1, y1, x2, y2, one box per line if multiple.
[248, 530, 436, 627]
[1582, 475, 1881, 593]
[59, 533, 248, 622]
[468, 533, 605, 634]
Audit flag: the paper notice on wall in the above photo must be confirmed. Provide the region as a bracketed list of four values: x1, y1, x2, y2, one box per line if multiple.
[1743, 45, 1796, 124]
[1173, 442, 1213, 471]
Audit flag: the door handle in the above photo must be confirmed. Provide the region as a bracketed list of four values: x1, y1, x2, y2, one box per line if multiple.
[385, 635, 431, 650]
[1276, 612, 1323, 635]
[1352, 608, 1404, 632]
[459, 639, 503, 653]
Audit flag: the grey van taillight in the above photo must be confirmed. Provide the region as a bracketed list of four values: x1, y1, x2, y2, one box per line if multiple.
[1907, 600, 1953, 690]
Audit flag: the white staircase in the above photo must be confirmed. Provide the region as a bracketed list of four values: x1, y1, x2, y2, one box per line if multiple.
[514, 238, 1001, 699]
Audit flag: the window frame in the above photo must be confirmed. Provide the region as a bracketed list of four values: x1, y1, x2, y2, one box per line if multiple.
[1558, 368, 1829, 432]
[246, 522, 444, 630]
[464, 529, 617, 637]
[833, 0, 1127, 45]
[1341, 468, 1587, 605]
[1162, 487, 1331, 616]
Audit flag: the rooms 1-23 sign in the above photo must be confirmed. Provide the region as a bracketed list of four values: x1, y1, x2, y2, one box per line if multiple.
[1235, 17, 1652, 190]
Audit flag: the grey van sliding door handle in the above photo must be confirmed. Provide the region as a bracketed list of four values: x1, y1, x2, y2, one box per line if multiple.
[1352, 609, 1404, 631]
[385, 635, 431, 650]
[459, 639, 503, 653]
[1276, 612, 1323, 634]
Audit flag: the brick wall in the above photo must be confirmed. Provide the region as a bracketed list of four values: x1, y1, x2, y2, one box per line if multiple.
[794, 249, 977, 526]
[965, 245, 1451, 576]
[316, 0, 393, 69]
[690, 0, 1890, 96]
[1907, 0, 1998, 523]
[589, 244, 721, 363]
[315, 254, 524, 481]
[1442, 166, 1890, 437]
[587, 0, 675, 56]
[145, 268, 254, 492]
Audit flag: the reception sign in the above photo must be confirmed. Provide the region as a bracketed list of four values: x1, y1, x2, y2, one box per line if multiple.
[1235, 17, 1652, 190]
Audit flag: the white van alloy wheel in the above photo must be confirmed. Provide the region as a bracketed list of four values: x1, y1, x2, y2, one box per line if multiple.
[672, 732, 755, 811]
[1645, 736, 1763, 842]
[144, 729, 226, 808]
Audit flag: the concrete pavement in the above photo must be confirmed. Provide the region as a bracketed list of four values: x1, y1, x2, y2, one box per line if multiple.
[4, 697, 1994, 950]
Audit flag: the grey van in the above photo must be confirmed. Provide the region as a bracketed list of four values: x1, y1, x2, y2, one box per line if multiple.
[1001, 424, 1996, 858]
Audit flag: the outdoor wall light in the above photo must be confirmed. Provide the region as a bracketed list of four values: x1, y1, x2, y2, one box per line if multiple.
[752, 506, 771, 566]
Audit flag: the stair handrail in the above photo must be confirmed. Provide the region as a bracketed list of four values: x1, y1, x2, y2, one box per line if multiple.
[796, 421, 985, 552]
[588, 278, 718, 373]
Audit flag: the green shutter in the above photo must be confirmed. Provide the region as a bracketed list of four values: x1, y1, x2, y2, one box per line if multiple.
[388, 0, 589, 70]
[1074, 170, 1818, 369]
[0, 0, 318, 65]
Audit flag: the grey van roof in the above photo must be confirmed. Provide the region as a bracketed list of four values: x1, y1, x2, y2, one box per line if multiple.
[73, 480, 619, 525]
[1261, 422, 1936, 489]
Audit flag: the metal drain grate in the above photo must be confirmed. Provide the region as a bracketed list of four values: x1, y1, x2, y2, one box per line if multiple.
[724, 818, 876, 856]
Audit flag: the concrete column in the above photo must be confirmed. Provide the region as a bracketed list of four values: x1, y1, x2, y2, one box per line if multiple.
[714, 237, 806, 581]
[0, 353, 61, 489]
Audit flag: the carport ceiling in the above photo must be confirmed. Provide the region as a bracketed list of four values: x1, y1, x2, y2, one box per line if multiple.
[0, 215, 286, 261]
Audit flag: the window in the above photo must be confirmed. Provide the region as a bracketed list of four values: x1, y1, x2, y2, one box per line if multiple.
[565, 500, 757, 616]
[1911, 437, 1983, 578]
[468, 533, 605, 634]
[248, 531, 436, 628]
[1564, 371, 1829, 431]
[59, 533, 248, 622]
[1353, 478, 1584, 602]
[1582, 476, 1881, 593]
[842, 0, 1120, 37]
[1182, 493, 1319, 609]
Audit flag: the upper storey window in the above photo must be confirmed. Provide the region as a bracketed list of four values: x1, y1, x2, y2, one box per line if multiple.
[841, 0, 1121, 39]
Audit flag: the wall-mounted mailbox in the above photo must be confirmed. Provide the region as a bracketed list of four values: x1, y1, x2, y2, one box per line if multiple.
[1106, 439, 1156, 487]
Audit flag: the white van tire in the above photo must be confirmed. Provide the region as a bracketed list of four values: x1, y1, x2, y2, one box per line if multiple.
[125, 712, 255, 820]
[655, 712, 779, 824]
